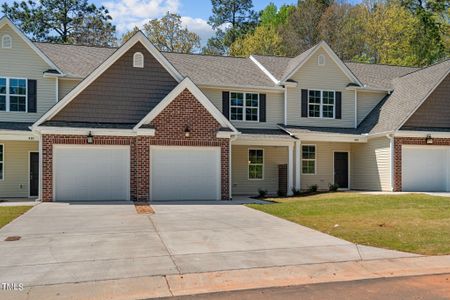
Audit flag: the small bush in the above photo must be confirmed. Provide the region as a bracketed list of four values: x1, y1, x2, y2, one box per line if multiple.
[277, 189, 287, 197]
[329, 183, 339, 192]
[308, 184, 318, 193]
[291, 188, 302, 196]
[258, 189, 268, 198]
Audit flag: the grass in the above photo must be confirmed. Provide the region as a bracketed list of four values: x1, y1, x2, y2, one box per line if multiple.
[0, 206, 32, 229]
[248, 193, 450, 255]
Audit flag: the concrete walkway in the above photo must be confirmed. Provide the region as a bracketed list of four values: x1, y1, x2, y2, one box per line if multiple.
[0, 200, 418, 296]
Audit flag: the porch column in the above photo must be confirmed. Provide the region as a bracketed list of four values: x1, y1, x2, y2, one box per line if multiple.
[288, 144, 294, 195]
[295, 140, 301, 190]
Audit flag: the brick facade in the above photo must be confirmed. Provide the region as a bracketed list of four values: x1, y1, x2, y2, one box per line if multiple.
[41, 88, 230, 202]
[393, 137, 450, 191]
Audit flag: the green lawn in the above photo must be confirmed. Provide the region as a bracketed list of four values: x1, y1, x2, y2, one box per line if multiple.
[248, 193, 450, 255]
[0, 206, 32, 229]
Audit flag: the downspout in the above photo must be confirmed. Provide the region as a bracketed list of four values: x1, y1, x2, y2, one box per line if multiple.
[55, 77, 59, 103]
[284, 86, 288, 126]
[354, 90, 358, 128]
[229, 135, 238, 200]
[387, 133, 394, 192]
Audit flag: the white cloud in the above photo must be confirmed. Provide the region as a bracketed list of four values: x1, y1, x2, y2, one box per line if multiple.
[180, 16, 215, 45]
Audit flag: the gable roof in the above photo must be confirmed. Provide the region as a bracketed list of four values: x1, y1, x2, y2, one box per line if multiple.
[0, 16, 63, 74]
[358, 59, 450, 135]
[33, 31, 184, 128]
[134, 77, 238, 133]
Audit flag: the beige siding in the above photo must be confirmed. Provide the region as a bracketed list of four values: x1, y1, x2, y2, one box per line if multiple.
[351, 137, 391, 191]
[286, 48, 356, 128]
[300, 142, 351, 190]
[58, 79, 81, 100]
[201, 87, 284, 129]
[232, 145, 288, 195]
[357, 91, 386, 124]
[0, 25, 56, 122]
[0, 141, 38, 197]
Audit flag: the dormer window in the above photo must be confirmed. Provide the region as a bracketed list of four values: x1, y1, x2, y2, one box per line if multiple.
[318, 54, 325, 66]
[133, 52, 144, 68]
[2, 35, 12, 49]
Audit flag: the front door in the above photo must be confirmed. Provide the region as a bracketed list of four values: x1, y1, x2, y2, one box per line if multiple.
[29, 152, 39, 197]
[334, 152, 349, 189]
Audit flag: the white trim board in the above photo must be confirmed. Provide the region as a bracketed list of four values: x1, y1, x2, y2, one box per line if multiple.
[32, 31, 184, 128]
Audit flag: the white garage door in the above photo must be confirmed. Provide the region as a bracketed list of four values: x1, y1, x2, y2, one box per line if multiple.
[402, 146, 450, 192]
[54, 146, 130, 201]
[150, 146, 221, 201]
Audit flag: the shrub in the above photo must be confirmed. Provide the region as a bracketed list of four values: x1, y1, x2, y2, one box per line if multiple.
[329, 183, 339, 192]
[308, 184, 318, 193]
[258, 189, 268, 198]
[277, 189, 287, 197]
[291, 188, 302, 196]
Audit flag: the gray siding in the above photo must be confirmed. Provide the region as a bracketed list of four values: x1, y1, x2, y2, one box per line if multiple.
[0, 25, 56, 122]
[201, 87, 284, 129]
[357, 91, 386, 125]
[51, 42, 178, 124]
[403, 75, 450, 128]
[286, 48, 356, 128]
[58, 79, 81, 100]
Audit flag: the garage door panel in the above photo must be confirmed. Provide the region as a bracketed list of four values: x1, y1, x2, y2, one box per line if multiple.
[402, 146, 449, 192]
[151, 147, 220, 201]
[54, 146, 130, 201]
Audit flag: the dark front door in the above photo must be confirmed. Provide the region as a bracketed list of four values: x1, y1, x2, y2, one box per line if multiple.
[29, 152, 39, 197]
[334, 152, 349, 189]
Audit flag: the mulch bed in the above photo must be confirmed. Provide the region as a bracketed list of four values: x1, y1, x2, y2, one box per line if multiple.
[134, 202, 155, 214]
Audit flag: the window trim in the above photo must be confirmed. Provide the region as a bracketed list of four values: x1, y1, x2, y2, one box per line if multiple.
[318, 54, 325, 66]
[0, 144, 4, 181]
[133, 52, 144, 68]
[301, 144, 316, 175]
[229, 91, 260, 122]
[0, 77, 28, 112]
[307, 89, 335, 119]
[2, 34, 12, 49]
[248, 148, 264, 180]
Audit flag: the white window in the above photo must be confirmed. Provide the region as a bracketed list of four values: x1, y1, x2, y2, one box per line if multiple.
[308, 90, 335, 119]
[302, 145, 316, 175]
[133, 52, 144, 68]
[2, 35, 12, 49]
[0, 144, 3, 180]
[248, 149, 263, 179]
[230, 92, 259, 122]
[318, 54, 325, 66]
[0, 77, 27, 112]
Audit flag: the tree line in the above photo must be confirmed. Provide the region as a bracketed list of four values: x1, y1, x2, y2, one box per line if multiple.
[3, 0, 449, 67]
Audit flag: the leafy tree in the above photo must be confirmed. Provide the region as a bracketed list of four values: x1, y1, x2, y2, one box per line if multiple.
[202, 29, 227, 55]
[2, 0, 116, 46]
[230, 25, 285, 56]
[259, 3, 295, 27]
[122, 13, 200, 53]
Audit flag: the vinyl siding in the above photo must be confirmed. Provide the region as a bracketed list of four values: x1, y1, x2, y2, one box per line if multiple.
[0, 25, 56, 122]
[0, 141, 38, 197]
[232, 145, 288, 195]
[58, 79, 81, 100]
[357, 91, 387, 125]
[286, 48, 356, 128]
[351, 137, 391, 191]
[300, 142, 351, 190]
[403, 75, 450, 128]
[51, 42, 178, 124]
[201, 87, 284, 129]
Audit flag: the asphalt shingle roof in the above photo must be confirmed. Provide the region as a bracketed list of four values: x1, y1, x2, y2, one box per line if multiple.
[0, 122, 33, 131]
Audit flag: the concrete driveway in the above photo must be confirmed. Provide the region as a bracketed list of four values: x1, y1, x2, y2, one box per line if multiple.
[0, 201, 417, 287]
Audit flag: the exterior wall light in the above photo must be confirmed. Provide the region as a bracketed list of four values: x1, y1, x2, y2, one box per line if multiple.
[87, 131, 94, 144]
[184, 126, 191, 138]
[426, 134, 433, 144]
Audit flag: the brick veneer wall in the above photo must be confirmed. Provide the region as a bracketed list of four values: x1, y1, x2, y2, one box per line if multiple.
[41, 88, 230, 202]
[393, 137, 450, 191]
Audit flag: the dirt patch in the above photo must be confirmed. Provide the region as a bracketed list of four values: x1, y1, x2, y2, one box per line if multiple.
[134, 202, 155, 214]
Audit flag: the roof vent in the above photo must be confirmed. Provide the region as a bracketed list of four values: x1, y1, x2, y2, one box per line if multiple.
[133, 52, 144, 68]
[318, 54, 325, 66]
[2, 35, 12, 49]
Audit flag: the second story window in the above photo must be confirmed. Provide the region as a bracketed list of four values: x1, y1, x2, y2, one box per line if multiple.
[308, 90, 335, 119]
[0, 77, 27, 112]
[230, 92, 259, 122]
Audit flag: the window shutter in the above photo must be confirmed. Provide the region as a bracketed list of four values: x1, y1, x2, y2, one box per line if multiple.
[259, 94, 266, 122]
[222, 91, 230, 119]
[335, 91, 342, 119]
[27, 79, 37, 113]
[301, 89, 308, 118]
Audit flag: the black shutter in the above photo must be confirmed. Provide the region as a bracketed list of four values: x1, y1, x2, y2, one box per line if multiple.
[301, 89, 308, 118]
[335, 91, 342, 119]
[27, 79, 37, 113]
[259, 94, 266, 122]
[222, 91, 230, 119]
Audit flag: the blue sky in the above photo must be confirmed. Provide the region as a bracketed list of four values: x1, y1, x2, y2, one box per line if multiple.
[3, 0, 361, 43]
